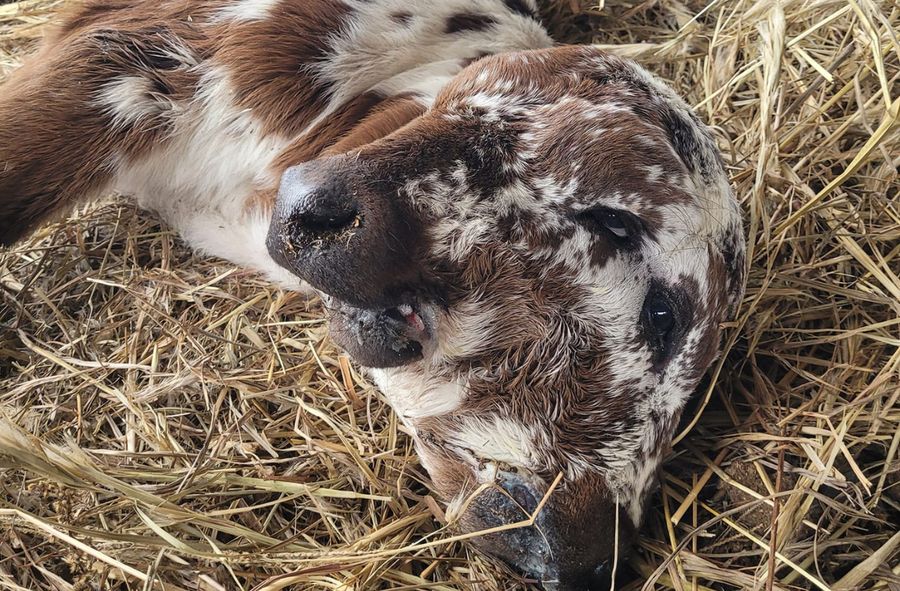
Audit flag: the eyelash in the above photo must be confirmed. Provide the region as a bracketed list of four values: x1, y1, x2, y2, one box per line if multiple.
[573, 206, 641, 245]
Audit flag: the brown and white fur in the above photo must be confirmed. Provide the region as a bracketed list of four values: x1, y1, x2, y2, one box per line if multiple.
[0, 1, 746, 589]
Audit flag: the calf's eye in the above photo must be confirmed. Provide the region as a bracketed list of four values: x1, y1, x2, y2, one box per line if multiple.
[574, 206, 640, 244]
[645, 295, 676, 339]
[601, 211, 629, 238]
[642, 288, 688, 363]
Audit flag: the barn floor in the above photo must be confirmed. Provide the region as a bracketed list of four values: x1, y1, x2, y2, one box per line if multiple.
[1, 0, 898, 590]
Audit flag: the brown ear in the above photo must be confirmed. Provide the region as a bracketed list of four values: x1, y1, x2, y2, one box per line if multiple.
[324, 94, 426, 155]
[253, 93, 427, 213]
[269, 93, 427, 175]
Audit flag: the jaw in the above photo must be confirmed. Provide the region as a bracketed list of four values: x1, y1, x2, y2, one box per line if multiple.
[323, 295, 439, 369]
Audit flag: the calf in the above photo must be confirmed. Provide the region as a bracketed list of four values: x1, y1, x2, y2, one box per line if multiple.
[0, 1, 746, 588]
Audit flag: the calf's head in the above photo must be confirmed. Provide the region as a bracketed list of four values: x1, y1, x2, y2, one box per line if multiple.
[267, 46, 745, 590]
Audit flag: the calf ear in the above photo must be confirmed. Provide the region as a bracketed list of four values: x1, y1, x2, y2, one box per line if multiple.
[270, 93, 427, 171]
[250, 93, 427, 213]
[720, 218, 747, 318]
[246, 92, 427, 217]
[324, 94, 426, 155]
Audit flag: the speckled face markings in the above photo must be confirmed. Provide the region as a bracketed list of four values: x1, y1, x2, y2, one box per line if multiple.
[357, 45, 745, 543]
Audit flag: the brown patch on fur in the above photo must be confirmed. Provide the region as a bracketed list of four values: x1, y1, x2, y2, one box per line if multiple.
[209, 0, 352, 138]
[49, 1, 218, 41]
[533, 99, 690, 216]
[390, 11, 413, 25]
[243, 186, 277, 214]
[439, 45, 580, 102]
[445, 13, 496, 34]
[0, 1, 206, 246]
[459, 51, 492, 68]
[0, 51, 116, 245]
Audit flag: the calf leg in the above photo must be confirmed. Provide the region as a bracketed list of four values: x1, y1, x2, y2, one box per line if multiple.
[0, 23, 196, 246]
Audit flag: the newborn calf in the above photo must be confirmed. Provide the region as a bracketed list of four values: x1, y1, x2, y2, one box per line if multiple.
[0, 1, 745, 588]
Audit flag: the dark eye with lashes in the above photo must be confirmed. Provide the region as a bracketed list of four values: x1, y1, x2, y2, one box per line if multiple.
[573, 206, 641, 245]
[646, 295, 675, 338]
[643, 289, 680, 358]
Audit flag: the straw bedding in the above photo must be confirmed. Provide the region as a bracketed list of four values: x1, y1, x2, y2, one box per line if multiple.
[0, 0, 898, 589]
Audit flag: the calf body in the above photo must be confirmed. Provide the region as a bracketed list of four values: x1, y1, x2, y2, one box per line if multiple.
[0, 2, 745, 589]
[0, 0, 549, 282]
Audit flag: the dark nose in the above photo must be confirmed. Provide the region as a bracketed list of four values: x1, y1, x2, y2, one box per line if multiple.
[266, 161, 431, 310]
[457, 469, 634, 591]
[281, 171, 359, 243]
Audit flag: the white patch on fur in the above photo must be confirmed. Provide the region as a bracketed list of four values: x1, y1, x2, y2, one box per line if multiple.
[644, 164, 664, 183]
[276, 0, 551, 143]
[463, 91, 517, 118]
[213, 0, 281, 22]
[532, 174, 579, 204]
[610, 451, 663, 526]
[444, 488, 472, 523]
[371, 59, 467, 103]
[108, 68, 303, 289]
[98, 76, 172, 127]
[96, 29, 198, 112]
[369, 368, 466, 424]
[447, 415, 539, 472]
[318, 0, 553, 108]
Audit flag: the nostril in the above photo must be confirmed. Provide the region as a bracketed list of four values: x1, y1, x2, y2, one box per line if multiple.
[497, 471, 542, 514]
[288, 185, 361, 240]
[296, 205, 358, 234]
[507, 482, 539, 512]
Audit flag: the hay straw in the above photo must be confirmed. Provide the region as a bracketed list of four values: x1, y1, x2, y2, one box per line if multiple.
[1, 0, 898, 589]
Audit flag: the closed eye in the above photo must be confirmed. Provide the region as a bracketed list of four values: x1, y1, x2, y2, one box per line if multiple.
[573, 206, 643, 247]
